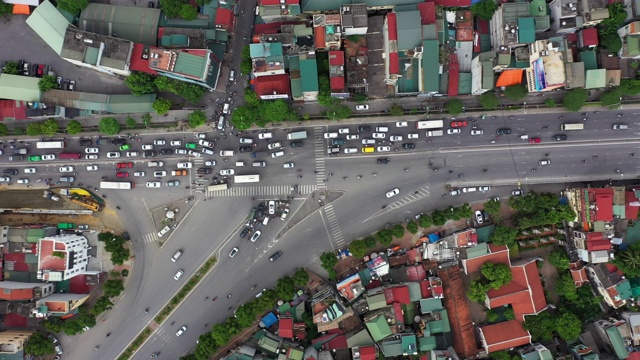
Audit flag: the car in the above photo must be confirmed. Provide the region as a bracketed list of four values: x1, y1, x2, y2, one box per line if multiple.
[475, 210, 484, 224]
[250, 230, 262, 242]
[153, 171, 167, 177]
[17, 178, 29, 184]
[343, 147, 358, 154]
[171, 170, 187, 176]
[220, 169, 235, 176]
[238, 146, 252, 153]
[229, 247, 239, 257]
[175, 149, 187, 155]
[402, 143, 416, 149]
[377, 146, 391, 152]
[529, 137, 541, 143]
[154, 139, 166, 145]
[447, 128, 461, 134]
[177, 162, 192, 168]
[449, 189, 461, 196]
[407, 133, 419, 139]
[346, 134, 360, 140]
[119, 144, 131, 151]
[125, 151, 139, 157]
[283, 162, 295, 169]
[395, 121, 408, 127]
[167, 180, 180, 187]
[389, 135, 403, 142]
[160, 149, 173, 155]
[512, 189, 523, 196]
[142, 144, 154, 150]
[146, 181, 161, 188]
[355, 104, 369, 110]
[478, 186, 491, 192]
[106, 152, 121, 158]
[338, 128, 350, 134]
[68, 80, 75, 91]
[170, 140, 182, 147]
[175, 325, 187, 336]
[197, 168, 213, 175]
[187, 150, 201, 157]
[116, 162, 133, 169]
[362, 138, 376, 145]
[323, 132, 338, 139]
[258, 132, 273, 139]
[372, 132, 386, 139]
[267, 142, 282, 150]
[552, 134, 567, 141]
[198, 139, 214, 147]
[450, 120, 468, 128]
[386, 188, 400, 198]
[289, 141, 304, 148]
[280, 208, 290, 220]
[59, 166, 74, 173]
[539, 159, 551, 166]
[86, 165, 98, 171]
[471, 129, 484, 136]
[357, 125, 371, 133]
[54, 344, 63, 355]
[271, 150, 285, 158]
[269, 251, 283, 261]
[133, 171, 146, 177]
[268, 200, 275, 215]
[496, 128, 512, 135]
[85, 147, 99, 154]
[376, 157, 390, 164]
[116, 171, 129, 178]
[42, 154, 56, 161]
[171, 250, 183, 262]
[24, 168, 36, 174]
[143, 151, 157, 158]
[239, 137, 254, 144]
[3, 169, 17, 175]
[205, 160, 216, 166]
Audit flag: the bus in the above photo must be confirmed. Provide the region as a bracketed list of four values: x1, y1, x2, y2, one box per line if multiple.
[416, 120, 444, 129]
[560, 123, 584, 131]
[234, 175, 260, 183]
[36, 141, 65, 149]
[58, 152, 81, 160]
[207, 183, 229, 192]
[100, 181, 135, 190]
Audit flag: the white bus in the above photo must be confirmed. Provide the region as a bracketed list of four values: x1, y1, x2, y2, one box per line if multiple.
[416, 120, 444, 130]
[207, 183, 229, 191]
[100, 181, 135, 190]
[234, 175, 260, 183]
[36, 141, 65, 149]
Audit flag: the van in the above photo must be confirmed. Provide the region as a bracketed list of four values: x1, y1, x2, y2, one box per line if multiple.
[229, 70, 235, 82]
[223, 103, 230, 114]
[612, 124, 628, 130]
[217, 116, 225, 130]
[220, 150, 235, 156]
[560, 123, 584, 131]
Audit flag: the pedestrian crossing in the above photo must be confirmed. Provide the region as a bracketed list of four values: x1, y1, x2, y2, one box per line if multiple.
[313, 126, 327, 190]
[141, 232, 159, 244]
[206, 184, 317, 197]
[323, 204, 345, 248]
[385, 185, 431, 211]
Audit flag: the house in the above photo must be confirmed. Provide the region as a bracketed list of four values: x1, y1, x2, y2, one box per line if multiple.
[36, 234, 92, 282]
[618, 21, 640, 59]
[587, 263, 632, 309]
[478, 320, 532, 353]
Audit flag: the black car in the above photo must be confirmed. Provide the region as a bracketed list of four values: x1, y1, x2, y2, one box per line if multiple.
[269, 251, 282, 262]
[111, 138, 127, 146]
[496, 128, 512, 135]
[238, 146, 252, 153]
[79, 139, 93, 146]
[376, 157, 390, 164]
[289, 141, 304, 148]
[143, 151, 157, 157]
[160, 149, 173, 155]
[552, 134, 567, 141]
[402, 143, 416, 149]
[357, 125, 371, 133]
[239, 228, 249, 238]
[197, 168, 213, 174]
[3, 169, 18, 175]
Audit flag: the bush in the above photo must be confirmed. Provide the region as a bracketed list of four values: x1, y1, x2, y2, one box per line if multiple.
[98, 117, 121, 135]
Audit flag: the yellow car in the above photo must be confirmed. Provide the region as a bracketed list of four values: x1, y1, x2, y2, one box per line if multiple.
[361, 146, 375, 153]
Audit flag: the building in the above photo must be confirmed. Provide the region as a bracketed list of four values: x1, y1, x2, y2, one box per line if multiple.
[61, 28, 133, 77]
[36, 234, 91, 282]
[148, 48, 220, 90]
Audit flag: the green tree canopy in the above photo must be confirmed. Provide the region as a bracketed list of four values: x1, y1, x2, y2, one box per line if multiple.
[153, 98, 172, 115]
[555, 312, 582, 340]
[470, 0, 498, 21]
[26, 122, 42, 136]
[548, 249, 570, 270]
[231, 106, 256, 130]
[504, 85, 528, 100]
[490, 226, 518, 246]
[98, 117, 121, 135]
[66, 120, 83, 135]
[481, 262, 513, 289]
[563, 88, 588, 112]
[179, 4, 198, 20]
[479, 92, 499, 110]
[25, 332, 55, 356]
[446, 99, 464, 115]
[187, 110, 207, 128]
[57, 0, 88, 13]
[38, 75, 59, 92]
[125, 72, 156, 96]
[41, 118, 59, 137]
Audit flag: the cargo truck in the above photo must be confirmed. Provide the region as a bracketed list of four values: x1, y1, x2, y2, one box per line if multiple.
[286, 131, 308, 140]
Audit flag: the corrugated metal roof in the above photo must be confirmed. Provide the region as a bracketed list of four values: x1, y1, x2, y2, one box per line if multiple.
[79, 4, 161, 46]
[0, 74, 41, 102]
[25, 0, 70, 54]
[396, 11, 422, 51]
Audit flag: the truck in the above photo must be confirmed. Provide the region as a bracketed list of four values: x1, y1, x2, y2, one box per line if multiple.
[250, 151, 269, 158]
[286, 131, 308, 140]
[425, 129, 444, 137]
[416, 120, 444, 130]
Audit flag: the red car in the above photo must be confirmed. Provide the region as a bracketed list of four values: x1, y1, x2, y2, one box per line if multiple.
[450, 120, 468, 128]
[529, 137, 541, 144]
[116, 162, 134, 169]
[116, 171, 129, 178]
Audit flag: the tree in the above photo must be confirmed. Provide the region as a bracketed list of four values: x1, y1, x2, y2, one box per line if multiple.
[612, 243, 640, 277]
[349, 239, 368, 258]
[377, 229, 393, 246]
[523, 311, 555, 341]
[389, 103, 404, 116]
[419, 214, 432, 228]
[103, 278, 124, 297]
[479, 92, 499, 110]
[275, 276, 295, 300]
[556, 274, 578, 301]
[244, 90, 261, 107]
[391, 224, 405, 239]
[125, 116, 137, 129]
[24, 332, 55, 356]
[26, 122, 42, 136]
[481, 262, 513, 289]
[3, 61, 19, 75]
[159, 0, 185, 18]
[446, 99, 464, 115]
[57, 0, 88, 13]
[563, 88, 588, 112]
[292, 268, 309, 286]
[153, 98, 172, 115]
[98, 117, 121, 135]
[187, 110, 207, 128]
[40, 119, 59, 137]
[467, 281, 489, 302]
[545, 98, 556, 107]
[179, 4, 198, 20]
[364, 236, 377, 248]
[555, 312, 582, 340]
[504, 85, 527, 100]
[470, 0, 498, 21]
[548, 249, 570, 270]
[125, 72, 156, 96]
[231, 106, 256, 130]
[38, 75, 59, 92]
[406, 221, 418, 234]
[483, 198, 501, 220]
[490, 226, 518, 246]
[66, 120, 83, 135]
[0, 123, 7, 136]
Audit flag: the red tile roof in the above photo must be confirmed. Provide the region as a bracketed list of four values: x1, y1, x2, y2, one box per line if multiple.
[448, 54, 459, 96]
[479, 320, 531, 353]
[462, 244, 510, 274]
[384, 285, 411, 304]
[215, 7, 234, 31]
[360, 345, 377, 360]
[487, 260, 547, 321]
[418, 2, 436, 25]
[315, 26, 326, 49]
[279, 317, 294, 339]
[253, 74, 291, 97]
[627, 191, 640, 220]
[432, 0, 472, 7]
[129, 43, 159, 75]
[579, 27, 599, 47]
[439, 266, 478, 359]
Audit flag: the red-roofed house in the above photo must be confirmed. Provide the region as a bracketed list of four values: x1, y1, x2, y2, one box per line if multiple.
[461, 244, 510, 274]
[279, 316, 294, 339]
[578, 27, 599, 48]
[253, 74, 291, 99]
[129, 43, 159, 75]
[478, 320, 531, 353]
[329, 50, 346, 93]
[214, 7, 235, 33]
[418, 2, 436, 25]
[36, 235, 90, 282]
[570, 261, 589, 287]
[384, 285, 411, 304]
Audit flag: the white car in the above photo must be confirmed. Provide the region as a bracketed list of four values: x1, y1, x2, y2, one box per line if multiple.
[323, 132, 338, 139]
[377, 146, 391, 152]
[338, 128, 350, 134]
[407, 133, 419, 139]
[471, 129, 484, 136]
[142, 145, 153, 150]
[395, 121, 408, 127]
[447, 128, 461, 134]
[239, 137, 254, 144]
[346, 134, 360, 140]
[17, 178, 29, 184]
[389, 135, 403, 142]
[343, 147, 358, 154]
[85, 147, 99, 153]
[24, 168, 36, 174]
[283, 162, 295, 169]
[362, 138, 376, 145]
[173, 270, 184, 281]
[170, 140, 182, 147]
[205, 160, 216, 166]
[539, 160, 551, 166]
[198, 139, 213, 148]
[385, 188, 400, 198]
[177, 162, 193, 168]
[475, 210, 484, 224]
[86, 165, 98, 171]
[42, 154, 56, 161]
[154, 139, 166, 145]
[133, 171, 146, 177]
[59, 166, 74, 173]
[258, 132, 273, 139]
[85, 154, 98, 160]
[175, 325, 187, 336]
[106, 152, 120, 158]
[355, 104, 369, 110]
[153, 171, 167, 177]
[146, 181, 161, 188]
[175, 149, 187, 155]
[280, 208, 290, 220]
[220, 169, 235, 175]
[267, 142, 282, 150]
[126, 151, 139, 157]
[372, 133, 386, 139]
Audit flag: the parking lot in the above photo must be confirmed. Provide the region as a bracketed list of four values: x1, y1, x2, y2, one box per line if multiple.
[0, 16, 130, 95]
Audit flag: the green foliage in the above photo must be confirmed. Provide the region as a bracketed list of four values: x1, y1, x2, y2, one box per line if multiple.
[159, 0, 185, 18]
[508, 192, 576, 228]
[389, 103, 404, 116]
[481, 262, 513, 289]
[103, 278, 125, 297]
[3, 61, 19, 75]
[325, 104, 351, 121]
[153, 98, 172, 115]
[364, 236, 377, 248]
[125, 116, 137, 129]
[446, 99, 464, 115]
[13, 127, 24, 135]
[523, 311, 555, 341]
[548, 249, 570, 270]
[40, 118, 59, 137]
[292, 268, 309, 286]
[377, 229, 393, 246]
[490, 226, 518, 246]
[25, 332, 55, 356]
[57, 0, 88, 14]
[406, 221, 418, 234]
[98, 117, 121, 135]
[244, 90, 261, 107]
[391, 224, 405, 239]
[66, 120, 83, 135]
[486, 309, 499, 323]
[349, 239, 368, 258]
[545, 98, 556, 107]
[504, 85, 528, 100]
[467, 281, 489, 302]
[187, 110, 207, 128]
[612, 242, 640, 277]
[479, 92, 499, 110]
[556, 274, 578, 302]
[179, 4, 198, 20]
[503, 307, 515, 320]
[240, 45, 252, 75]
[562, 88, 588, 112]
[483, 198, 501, 220]
[419, 214, 432, 228]
[38, 75, 59, 92]
[555, 312, 582, 340]
[91, 296, 114, 315]
[141, 113, 152, 127]
[274, 276, 295, 300]
[125, 72, 156, 96]
[231, 106, 256, 130]
[26, 122, 42, 136]
[0, 123, 7, 136]
[470, 0, 498, 21]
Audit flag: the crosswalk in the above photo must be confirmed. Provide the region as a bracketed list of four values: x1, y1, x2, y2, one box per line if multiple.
[323, 204, 345, 248]
[207, 184, 317, 197]
[313, 126, 327, 190]
[141, 232, 159, 244]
